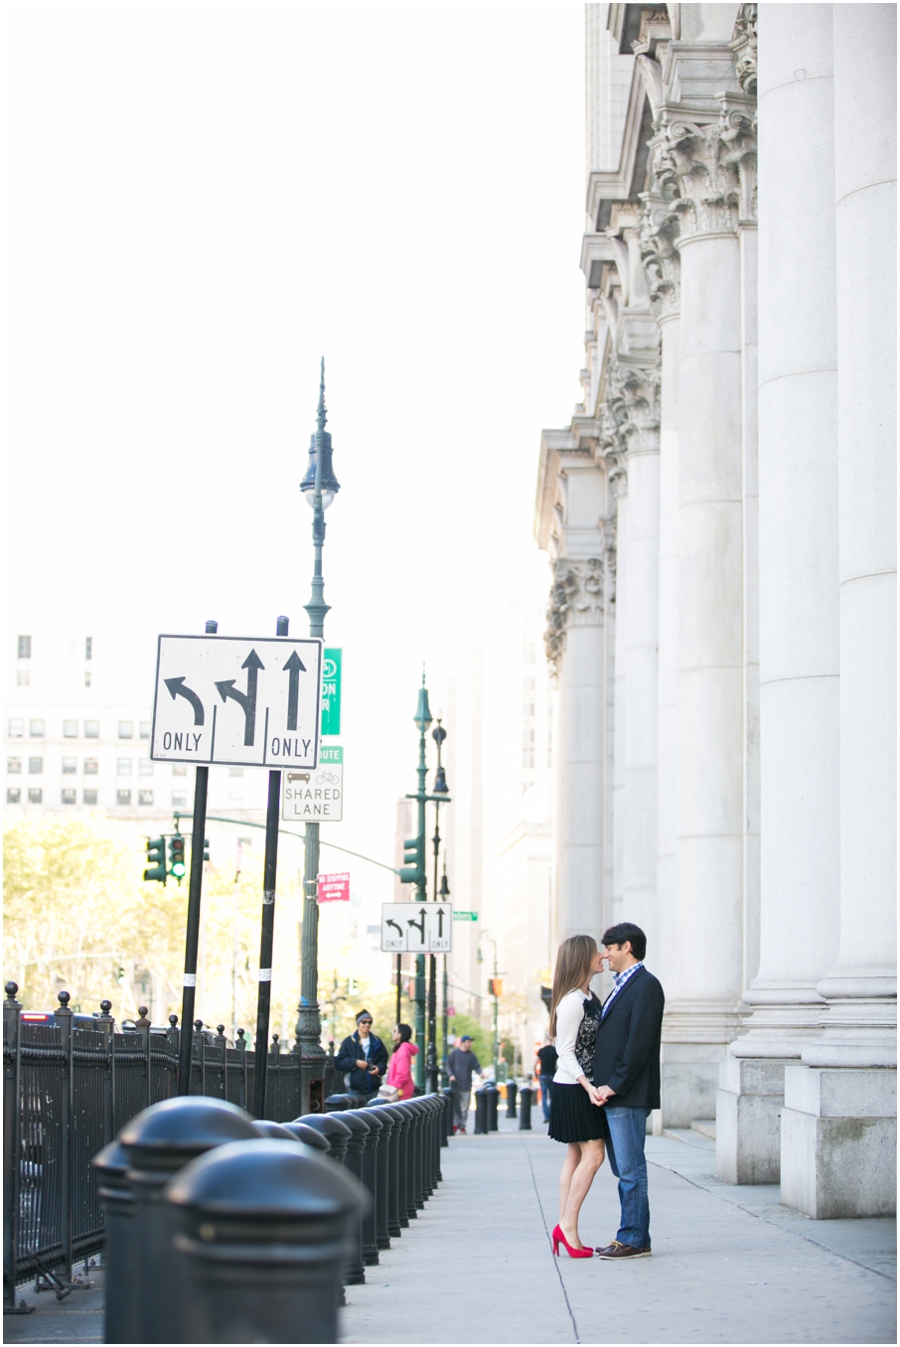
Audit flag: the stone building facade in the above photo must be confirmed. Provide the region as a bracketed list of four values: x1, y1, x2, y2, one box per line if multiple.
[534, 2, 895, 1217]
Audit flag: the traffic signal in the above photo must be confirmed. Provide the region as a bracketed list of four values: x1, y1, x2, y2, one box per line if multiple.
[399, 835, 424, 885]
[169, 835, 186, 883]
[348, 976, 359, 995]
[203, 838, 210, 863]
[144, 837, 167, 885]
[489, 978, 503, 997]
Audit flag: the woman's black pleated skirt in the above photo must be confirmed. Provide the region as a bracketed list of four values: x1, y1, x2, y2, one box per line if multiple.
[548, 1080, 608, 1144]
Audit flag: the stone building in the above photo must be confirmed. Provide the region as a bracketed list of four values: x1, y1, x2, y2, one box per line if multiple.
[535, 2, 895, 1217]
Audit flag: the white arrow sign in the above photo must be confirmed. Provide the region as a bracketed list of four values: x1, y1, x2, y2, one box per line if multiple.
[150, 634, 323, 769]
[381, 902, 453, 953]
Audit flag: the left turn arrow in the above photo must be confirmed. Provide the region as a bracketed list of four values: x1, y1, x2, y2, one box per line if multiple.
[164, 677, 205, 725]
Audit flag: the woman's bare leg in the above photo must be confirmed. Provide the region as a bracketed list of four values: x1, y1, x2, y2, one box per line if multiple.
[559, 1143, 581, 1223]
[561, 1139, 605, 1248]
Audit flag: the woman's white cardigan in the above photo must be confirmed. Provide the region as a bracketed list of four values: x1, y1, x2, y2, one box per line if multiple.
[553, 988, 590, 1084]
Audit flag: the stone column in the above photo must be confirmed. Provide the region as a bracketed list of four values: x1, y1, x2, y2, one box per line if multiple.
[718, 4, 841, 1185]
[782, 4, 897, 1219]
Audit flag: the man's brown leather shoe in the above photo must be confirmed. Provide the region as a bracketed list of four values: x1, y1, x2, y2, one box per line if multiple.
[595, 1241, 651, 1258]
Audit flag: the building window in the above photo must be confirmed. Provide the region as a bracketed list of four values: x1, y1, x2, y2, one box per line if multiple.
[172, 764, 187, 777]
[17, 636, 31, 660]
[84, 758, 99, 775]
[84, 671, 92, 688]
[138, 759, 153, 776]
[63, 720, 78, 738]
[84, 720, 99, 738]
[229, 766, 244, 778]
[29, 720, 45, 738]
[7, 788, 21, 804]
[117, 759, 132, 776]
[62, 758, 77, 775]
[116, 789, 131, 807]
[28, 758, 43, 775]
[138, 789, 154, 806]
[8, 719, 23, 738]
[61, 788, 76, 805]
[27, 788, 42, 804]
[7, 758, 21, 774]
[172, 792, 188, 807]
[85, 637, 93, 661]
[16, 670, 30, 687]
[118, 721, 133, 739]
[139, 721, 150, 739]
[83, 789, 98, 805]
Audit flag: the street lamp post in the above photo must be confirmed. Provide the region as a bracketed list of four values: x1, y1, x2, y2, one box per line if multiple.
[438, 863, 451, 1087]
[477, 929, 500, 1078]
[295, 359, 341, 1114]
[427, 719, 449, 1095]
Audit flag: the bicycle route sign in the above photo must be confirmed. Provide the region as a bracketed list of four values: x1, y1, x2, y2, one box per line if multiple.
[380, 902, 453, 953]
[282, 745, 343, 822]
[150, 634, 323, 769]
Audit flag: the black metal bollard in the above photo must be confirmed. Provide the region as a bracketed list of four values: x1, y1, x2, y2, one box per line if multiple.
[278, 1122, 331, 1157]
[441, 1086, 454, 1145]
[359, 1108, 392, 1251]
[415, 1099, 431, 1200]
[166, 1140, 367, 1344]
[405, 1100, 425, 1210]
[419, 1099, 434, 1197]
[369, 1103, 403, 1238]
[294, 1113, 350, 1166]
[92, 1141, 134, 1344]
[473, 1086, 489, 1135]
[119, 1096, 258, 1344]
[251, 1119, 301, 1140]
[322, 1113, 366, 1284]
[396, 1102, 418, 1222]
[486, 1082, 500, 1132]
[506, 1079, 518, 1119]
[518, 1085, 534, 1131]
[345, 1111, 379, 1265]
[428, 1095, 442, 1185]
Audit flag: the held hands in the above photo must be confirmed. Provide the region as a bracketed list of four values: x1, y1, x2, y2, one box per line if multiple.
[580, 1078, 604, 1106]
[595, 1085, 615, 1105]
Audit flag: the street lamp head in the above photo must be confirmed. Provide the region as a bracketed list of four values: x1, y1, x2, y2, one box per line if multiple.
[433, 763, 449, 795]
[414, 673, 433, 731]
[432, 721, 447, 749]
[300, 359, 341, 509]
[438, 868, 450, 897]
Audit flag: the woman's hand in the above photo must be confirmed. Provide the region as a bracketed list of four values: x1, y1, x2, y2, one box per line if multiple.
[579, 1077, 604, 1106]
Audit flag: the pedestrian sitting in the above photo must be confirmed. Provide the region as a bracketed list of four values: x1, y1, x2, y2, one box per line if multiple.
[335, 1009, 388, 1099]
[447, 1034, 482, 1134]
[382, 1022, 418, 1100]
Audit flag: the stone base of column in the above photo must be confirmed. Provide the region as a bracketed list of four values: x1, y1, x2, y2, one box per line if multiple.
[661, 1004, 748, 1126]
[780, 1065, 897, 1218]
[716, 1056, 792, 1184]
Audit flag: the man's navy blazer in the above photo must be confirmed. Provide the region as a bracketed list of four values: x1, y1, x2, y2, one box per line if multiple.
[592, 966, 665, 1110]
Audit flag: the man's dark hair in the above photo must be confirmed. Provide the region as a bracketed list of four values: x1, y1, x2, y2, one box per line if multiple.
[396, 1022, 412, 1042]
[601, 922, 647, 961]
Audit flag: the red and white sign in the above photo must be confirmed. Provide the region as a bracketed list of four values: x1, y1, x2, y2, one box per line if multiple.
[317, 871, 350, 903]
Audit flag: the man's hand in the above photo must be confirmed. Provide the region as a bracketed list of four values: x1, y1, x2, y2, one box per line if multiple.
[596, 1085, 616, 1104]
[449, 1075, 456, 1083]
[356, 1059, 368, 1070]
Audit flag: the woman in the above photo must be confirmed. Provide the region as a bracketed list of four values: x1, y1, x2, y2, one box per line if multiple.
[385, 1022, 418, 1100]
[334, 1009, 389, 1098]
[548, 933, 607, 1258]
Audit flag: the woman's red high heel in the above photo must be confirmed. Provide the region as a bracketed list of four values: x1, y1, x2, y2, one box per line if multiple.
[551, 1224, 594, 1258]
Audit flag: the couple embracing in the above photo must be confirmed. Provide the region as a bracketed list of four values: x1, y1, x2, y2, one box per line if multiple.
[548, 923, 664, 1261]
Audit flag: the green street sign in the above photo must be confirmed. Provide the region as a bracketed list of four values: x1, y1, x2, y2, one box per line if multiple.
[321, 648, 341, 736]
[453, 911, 478, 921]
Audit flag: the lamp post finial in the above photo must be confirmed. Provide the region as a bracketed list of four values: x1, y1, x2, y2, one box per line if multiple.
[317, 357, 327, 433]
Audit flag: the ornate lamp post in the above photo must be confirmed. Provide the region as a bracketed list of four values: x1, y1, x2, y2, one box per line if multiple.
[296, 360, 341, 1112]
[477, 929, 500, 1078]
[427, 719, 450, 1094]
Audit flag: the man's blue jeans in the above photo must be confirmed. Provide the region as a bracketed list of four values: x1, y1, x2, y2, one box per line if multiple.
[604, 1105, 651, 1249]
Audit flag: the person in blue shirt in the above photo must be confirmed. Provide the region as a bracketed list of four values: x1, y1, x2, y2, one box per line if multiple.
[335, 1009, 389, 1097]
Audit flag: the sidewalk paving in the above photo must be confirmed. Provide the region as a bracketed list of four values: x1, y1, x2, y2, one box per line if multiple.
[5, 1114, 895, 1345]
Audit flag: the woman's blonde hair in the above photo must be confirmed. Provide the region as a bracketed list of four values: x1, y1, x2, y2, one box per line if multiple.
[548, 934, 598, 1037]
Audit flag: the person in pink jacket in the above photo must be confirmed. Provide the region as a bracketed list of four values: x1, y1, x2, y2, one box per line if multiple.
[386, 1023, 419, 1099]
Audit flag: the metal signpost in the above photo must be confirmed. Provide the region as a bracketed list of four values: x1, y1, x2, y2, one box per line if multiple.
[282, 745, 343, 823]
[380, 903, 453, 953]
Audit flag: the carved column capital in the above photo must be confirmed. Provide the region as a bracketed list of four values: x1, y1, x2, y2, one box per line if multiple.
[544, 556, 606, 670]
[598, 357, 661, 497]
[639, 189, 682, 318]
[649, 104, 757, 240]
[730, 3, 758, 96]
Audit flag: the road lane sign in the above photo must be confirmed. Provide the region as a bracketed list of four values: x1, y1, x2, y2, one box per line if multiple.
[453, 911, 478, 921]
[282, 745, 343, 822]
[151, 635, 323, 769]
[317, 872, 350, 902]
[321, 648, 342, 735]
[380, 902, 453, 953]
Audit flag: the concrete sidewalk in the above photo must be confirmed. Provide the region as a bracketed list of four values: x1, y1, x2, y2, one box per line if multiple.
[341, 1118, 895, 1345]
[5, 1118, 894, 1345]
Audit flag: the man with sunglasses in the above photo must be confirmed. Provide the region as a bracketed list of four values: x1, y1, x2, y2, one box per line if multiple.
[335, 1009, 389, 1099]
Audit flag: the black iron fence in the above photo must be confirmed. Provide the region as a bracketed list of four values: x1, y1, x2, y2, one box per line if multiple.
[3, 983, 332, 1308]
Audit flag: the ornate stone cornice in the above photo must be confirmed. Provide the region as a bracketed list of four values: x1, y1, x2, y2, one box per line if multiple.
[544, 557, 606, 670]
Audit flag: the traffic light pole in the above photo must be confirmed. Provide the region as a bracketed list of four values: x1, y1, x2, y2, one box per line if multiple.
[177, 618, 217, 1096]
[412, 693, 428, 1090]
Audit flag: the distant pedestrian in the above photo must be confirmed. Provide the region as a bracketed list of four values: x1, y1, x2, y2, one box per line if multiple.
[447, 1035, 482, 1133]
[384, 1022, 419, 1100]
[335, 1009, 388, 1098]
[548, 934, 607, 1258]
[592, 922, 665, 1260]
[535, 1037, 558, 1123]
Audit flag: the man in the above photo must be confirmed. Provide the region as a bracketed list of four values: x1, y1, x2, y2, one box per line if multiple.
[535, 1036, 558, 1123]
[592, 922, 665, 1260]
[334, 1009, 389, 1099]
[447, 1035, 482, 1133]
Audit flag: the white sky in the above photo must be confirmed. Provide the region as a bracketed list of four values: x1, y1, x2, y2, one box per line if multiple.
[3, 1, 585, 904]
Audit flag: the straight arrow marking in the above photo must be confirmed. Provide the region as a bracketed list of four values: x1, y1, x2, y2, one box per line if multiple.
[164, 677, 205, 726]
[283, 650, 306, 731]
